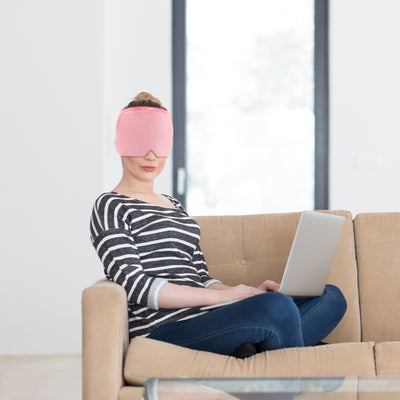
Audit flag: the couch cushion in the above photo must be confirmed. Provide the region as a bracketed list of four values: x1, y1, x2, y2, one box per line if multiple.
[374, 342, 400, 375]
[354, 213, 400, 342]
[118, 386, 143, 400]
[124, 337, 376, 386]
[195, 211, 361, 343]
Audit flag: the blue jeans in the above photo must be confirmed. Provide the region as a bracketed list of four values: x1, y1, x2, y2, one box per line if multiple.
[149, 284, 347, 355]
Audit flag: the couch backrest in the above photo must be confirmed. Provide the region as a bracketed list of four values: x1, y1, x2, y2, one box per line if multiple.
[195, 210, 361, 344]
[354, 212, 400, 343]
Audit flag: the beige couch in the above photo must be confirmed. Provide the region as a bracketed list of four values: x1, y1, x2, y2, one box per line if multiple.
[82, 211, 400, 400]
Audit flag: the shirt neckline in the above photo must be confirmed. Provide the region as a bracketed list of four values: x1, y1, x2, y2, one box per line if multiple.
[110, 191, 179, 210]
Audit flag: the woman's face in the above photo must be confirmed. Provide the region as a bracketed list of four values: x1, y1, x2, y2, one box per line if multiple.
[122, 151, 167, 182]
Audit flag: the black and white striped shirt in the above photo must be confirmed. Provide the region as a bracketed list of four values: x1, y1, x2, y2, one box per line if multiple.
[90, 192, 219, 339]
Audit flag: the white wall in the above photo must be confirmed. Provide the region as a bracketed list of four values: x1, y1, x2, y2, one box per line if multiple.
[0, 0, 104, 355]
[330, 0, 400, 215]
[0, 0, 172, 355]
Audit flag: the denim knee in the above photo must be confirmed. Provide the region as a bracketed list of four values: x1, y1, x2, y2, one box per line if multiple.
[250, 293, 301, 330]
[257, 290, 299, 310]
[325, 284, 347, 317]
[252, 292, 303, 349]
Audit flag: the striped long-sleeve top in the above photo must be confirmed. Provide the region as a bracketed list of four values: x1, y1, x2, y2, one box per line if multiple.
[89, 192, 220, 340]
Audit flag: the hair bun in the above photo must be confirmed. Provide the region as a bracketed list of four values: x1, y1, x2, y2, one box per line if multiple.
[125, 92, 166, 110]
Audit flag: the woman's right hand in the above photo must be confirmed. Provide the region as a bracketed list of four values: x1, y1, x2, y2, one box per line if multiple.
[215, 284, 265, 304]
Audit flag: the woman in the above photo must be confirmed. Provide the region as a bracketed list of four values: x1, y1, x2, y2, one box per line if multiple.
[90, 92, 347, 358]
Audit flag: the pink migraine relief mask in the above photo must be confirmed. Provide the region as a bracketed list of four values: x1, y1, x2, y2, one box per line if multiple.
[115, 106, 173, 157]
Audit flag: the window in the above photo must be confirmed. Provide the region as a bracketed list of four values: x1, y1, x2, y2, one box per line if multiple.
[173, 0, 329, 214]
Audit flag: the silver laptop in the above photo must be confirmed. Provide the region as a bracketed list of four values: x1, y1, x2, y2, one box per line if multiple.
[279, 211, 345, 297]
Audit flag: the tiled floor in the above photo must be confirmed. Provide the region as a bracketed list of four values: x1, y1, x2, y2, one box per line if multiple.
[0, 355, 81, 400]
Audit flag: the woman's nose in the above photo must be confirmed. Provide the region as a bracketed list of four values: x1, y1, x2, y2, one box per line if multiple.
[144, 150, 157, 160]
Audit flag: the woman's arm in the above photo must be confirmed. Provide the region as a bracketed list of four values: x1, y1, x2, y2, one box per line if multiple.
[209, 280, 280, 292]
[208, 282, 231, 290]
[158, 282, 265, 309]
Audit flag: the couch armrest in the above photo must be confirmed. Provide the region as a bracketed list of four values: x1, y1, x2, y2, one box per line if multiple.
[82, 279, 129, 400]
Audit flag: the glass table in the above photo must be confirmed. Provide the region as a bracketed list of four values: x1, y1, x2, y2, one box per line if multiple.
[143, 377, 400, 400]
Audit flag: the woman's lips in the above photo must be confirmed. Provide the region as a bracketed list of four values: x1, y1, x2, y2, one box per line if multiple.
[142, 166, 156, 172]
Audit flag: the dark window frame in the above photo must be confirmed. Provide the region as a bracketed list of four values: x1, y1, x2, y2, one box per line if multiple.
[314, 0, 330, 210]
[172, 0, 329, 210]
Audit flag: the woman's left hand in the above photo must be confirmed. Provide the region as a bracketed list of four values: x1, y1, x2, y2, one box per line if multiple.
[257, 280, 280, 292]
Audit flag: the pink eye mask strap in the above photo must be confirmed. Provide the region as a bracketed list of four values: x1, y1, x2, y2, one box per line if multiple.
[115, 106, 173, 157]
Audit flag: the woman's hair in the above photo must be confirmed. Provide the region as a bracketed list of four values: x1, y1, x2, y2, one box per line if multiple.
[124, 92, 166, 110]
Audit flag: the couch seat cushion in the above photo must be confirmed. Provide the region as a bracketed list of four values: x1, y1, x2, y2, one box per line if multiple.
[124, 337, 376, 386]
[375, 342, 400, 375]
